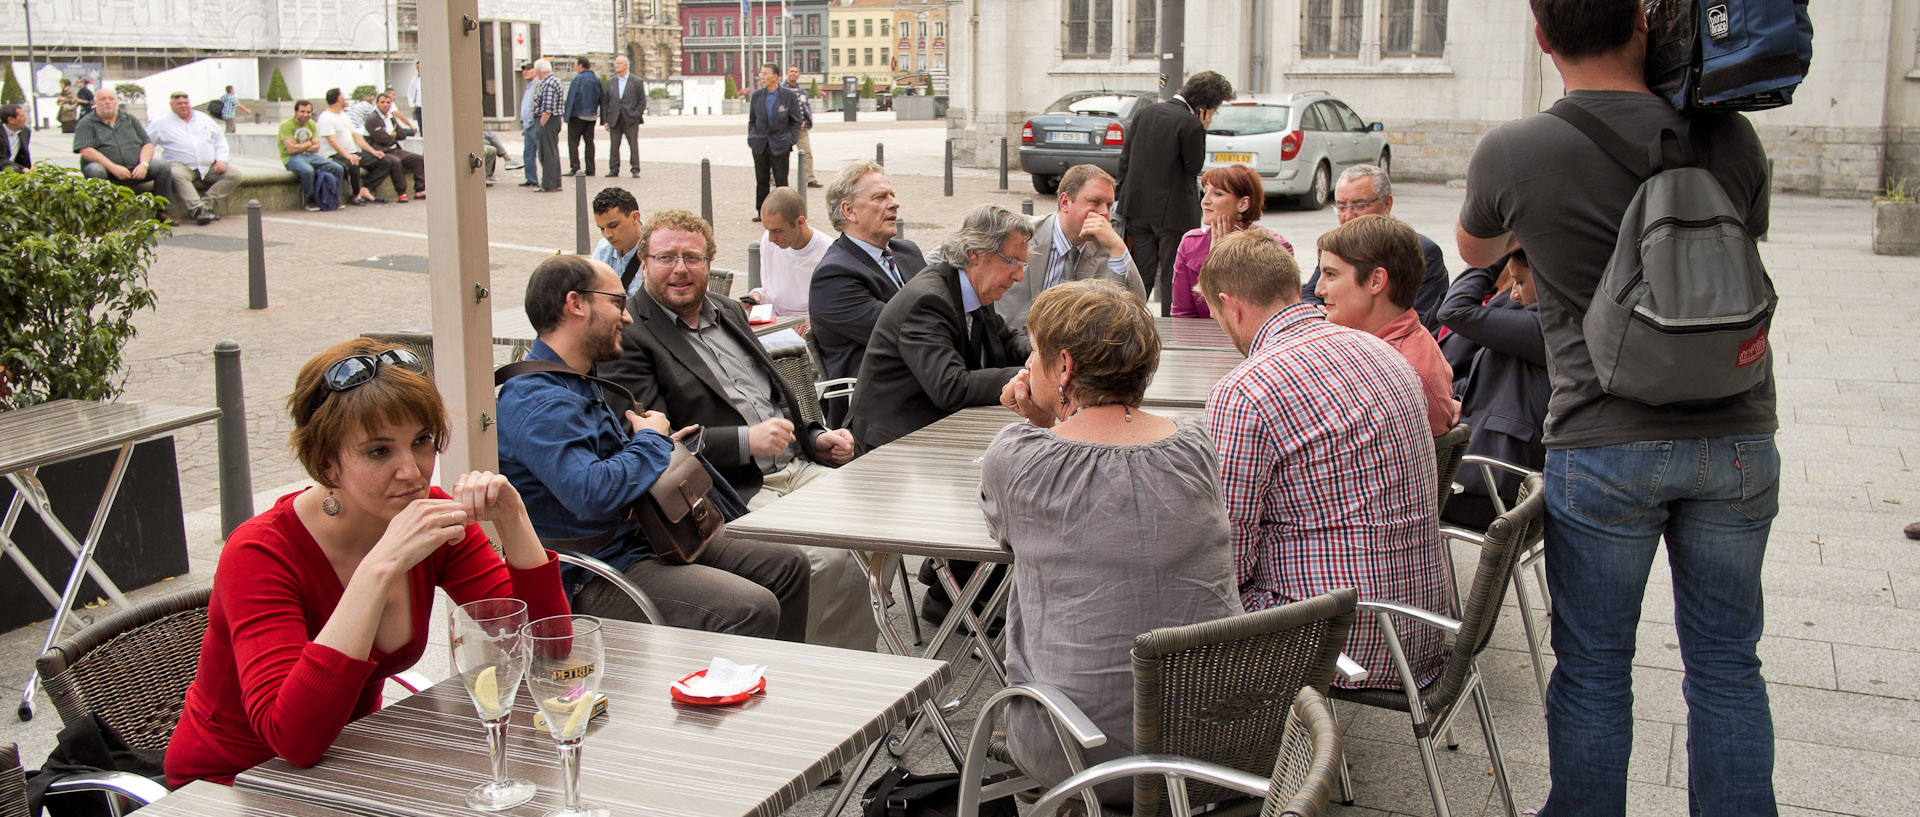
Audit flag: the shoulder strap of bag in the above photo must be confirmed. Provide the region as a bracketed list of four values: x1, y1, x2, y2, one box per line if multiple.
[1545, 99, 1651, 178]
[495, 359, 637, 408]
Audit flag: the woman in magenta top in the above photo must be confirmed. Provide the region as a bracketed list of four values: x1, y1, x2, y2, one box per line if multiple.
[1170, 164, 1293, 319]
[166, 338, 570, 786]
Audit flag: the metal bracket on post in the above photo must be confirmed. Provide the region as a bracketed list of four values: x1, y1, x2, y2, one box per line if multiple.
[474, 283, 490, 303]
[467, 153, 481, 172]
[462, 14, 478, 34]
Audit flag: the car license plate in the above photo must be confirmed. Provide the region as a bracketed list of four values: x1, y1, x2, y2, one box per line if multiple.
[1211, 152, 1254, 163]
[1048, 131, 1090, 144]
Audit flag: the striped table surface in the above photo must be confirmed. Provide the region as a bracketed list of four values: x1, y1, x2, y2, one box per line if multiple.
[1154, 316, 1239, 352]
[0, 399, 221, 474]
[237, 620, 950, 817]
[728, 406, 1205, 560]
[1142, 347, 1245, 408]
[140, 781, 361, 817]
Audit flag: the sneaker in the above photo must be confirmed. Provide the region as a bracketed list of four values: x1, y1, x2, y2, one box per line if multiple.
[304, 203, 321, 212]
[807, 181, 823, 189]
[193, 207, 214, 225]
[504, 162, 524, 170]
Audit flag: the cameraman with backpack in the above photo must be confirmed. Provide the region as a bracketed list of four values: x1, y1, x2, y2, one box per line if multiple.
[1457, 1, 1787, 815]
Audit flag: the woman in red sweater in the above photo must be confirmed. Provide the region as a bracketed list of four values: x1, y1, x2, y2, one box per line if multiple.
[165, 338, 570, 786]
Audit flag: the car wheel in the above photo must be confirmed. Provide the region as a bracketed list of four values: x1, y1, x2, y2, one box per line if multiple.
[1032, 174, 1060, 195]
[1377, 151, 1391, 177]
[1299, 162, 1331, 211]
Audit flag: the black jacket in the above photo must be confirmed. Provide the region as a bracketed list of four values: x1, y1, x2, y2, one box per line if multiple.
[746, 85, 803, 155]
[1115, 98, 1203, 230]
[848, 261, 1030, 454]
[1, 125, 29, 171]
[1436, 266, 1550, 501]
[809, 233, 928, 383]
[600, 72, 648, 128]
[598, 290, 829, 501]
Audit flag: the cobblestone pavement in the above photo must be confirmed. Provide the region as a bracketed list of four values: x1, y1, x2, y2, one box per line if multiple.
[2, 115, 1917, 817]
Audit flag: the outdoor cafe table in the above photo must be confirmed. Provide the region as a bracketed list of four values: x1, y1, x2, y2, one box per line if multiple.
[0, 399, 221, 721]
[1142, 347, 1244, 408]
[235, 619, 950, 817]
[140, 780, 363, 817]
[1155, 316, 1238, 352]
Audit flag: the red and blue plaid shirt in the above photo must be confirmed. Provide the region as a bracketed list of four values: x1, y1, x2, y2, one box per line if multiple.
[1206, 302, 1448, 689]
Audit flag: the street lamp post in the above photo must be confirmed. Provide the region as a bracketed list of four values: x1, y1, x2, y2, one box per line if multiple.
[23, 0, 41, 128]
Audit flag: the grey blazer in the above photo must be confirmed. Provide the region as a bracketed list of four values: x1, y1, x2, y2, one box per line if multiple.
[600, 72, 647, 128]
[998, 213, 1146, 337]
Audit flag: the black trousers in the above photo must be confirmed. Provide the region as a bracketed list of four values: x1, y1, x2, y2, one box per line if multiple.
[538, 117, 563, 190]
[353, 152, 392, 197]
[385, 148, 425, 194]
[607, 121, 640, 172]
[1125, 220, 1184, 307]
[751, 145, 789, 214]
[567, 117, 597, 173]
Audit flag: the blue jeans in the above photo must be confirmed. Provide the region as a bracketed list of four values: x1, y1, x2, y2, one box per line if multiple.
[1540, 436, 1779, 817]
[283, 153, 343, 204]
[522, 124, 540, 185]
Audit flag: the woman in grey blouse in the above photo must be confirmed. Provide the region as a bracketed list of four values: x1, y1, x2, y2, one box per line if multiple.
[980, 279, 1243, 805]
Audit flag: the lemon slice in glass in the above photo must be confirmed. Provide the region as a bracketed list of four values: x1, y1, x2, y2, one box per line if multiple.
[471, 665, 500, 713]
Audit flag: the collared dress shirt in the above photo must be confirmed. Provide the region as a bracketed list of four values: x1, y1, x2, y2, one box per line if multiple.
[1044, 218, 1130, 290]
[1373, 307, 1460, 436]
[496, 339, 677, 596]
[146, 111, 229, 173]
[1205, 302, 1449, 689]
[645, 292, 792, 472]
[534, 75, 566, 119]
[846, 234, 900, 286]
[592, 238, 645, 296]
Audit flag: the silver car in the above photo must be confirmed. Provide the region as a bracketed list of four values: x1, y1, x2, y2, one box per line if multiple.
[1019, 90, 1157, 194]
[1202, 91, 1389, 210]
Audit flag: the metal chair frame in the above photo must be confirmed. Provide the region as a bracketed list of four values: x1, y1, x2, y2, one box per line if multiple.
[4, 741, 165, 817]
[1455, 454, 1551, 706]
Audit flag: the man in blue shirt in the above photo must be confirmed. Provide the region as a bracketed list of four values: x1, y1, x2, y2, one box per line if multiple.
[565, 56, 602, 177]
[496, 254, 810, 639]
[517, 63, 540, 187]
[589, 186, 645, 294]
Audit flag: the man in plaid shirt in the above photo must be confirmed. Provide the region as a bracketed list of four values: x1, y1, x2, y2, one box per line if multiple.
[1197, 230, 1450, 689]
[531, 58, 566, 191]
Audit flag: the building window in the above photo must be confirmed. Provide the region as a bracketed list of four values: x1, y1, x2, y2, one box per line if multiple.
[881, 47, 889, 66]
[810, 16, 820, 35]
[936, 21, 945, 38]
[705, 18, 716, 36]
[1131, 0, 1155, 54]
[1381, 0, 1447, 55]
[723, 18, 734, 36]
[1063, 0, 1114, 59]
[881, 18, 890, 35]
[832, 19, 840, 37]
[832, 49, 840, 66]
[809, 50, 822, 73]
[864, 18, 873, 37]
[864, 47, 874, 66]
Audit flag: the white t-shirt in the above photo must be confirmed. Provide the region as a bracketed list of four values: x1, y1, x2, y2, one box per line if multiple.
[314, 109, 354, 158]
[753, 228, 833, 318]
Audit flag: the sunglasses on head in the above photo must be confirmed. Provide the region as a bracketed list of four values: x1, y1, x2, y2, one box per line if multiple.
[317, 348, 427, 405]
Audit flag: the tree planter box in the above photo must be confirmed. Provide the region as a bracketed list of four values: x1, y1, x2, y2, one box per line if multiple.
[1873, 201, 1920, 256]
[722, 98, 747, 115]
[0, 437, 191, 632]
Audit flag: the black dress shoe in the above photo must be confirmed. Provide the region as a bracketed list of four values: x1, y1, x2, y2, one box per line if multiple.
[564, 169, 580, 176]
[630, 170, 641, 178]
[605, 169, 620, 177]
[518, 181, 537, 187]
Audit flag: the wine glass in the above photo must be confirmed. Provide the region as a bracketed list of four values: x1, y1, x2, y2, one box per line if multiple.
[523, 615, 608, 817]
[450, 598, 536, 811]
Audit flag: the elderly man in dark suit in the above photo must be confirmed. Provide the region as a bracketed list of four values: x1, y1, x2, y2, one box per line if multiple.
[598, 209, 875, 650]
[746, 63, 802, 217]
[0, 104, 30, 172]
[998, 163, 1143, 339]
[600, 55, 646, 178]
[849, 204, 1033, 454]
[1115, 71, 1234, 308]
[809, 160, 927, 425]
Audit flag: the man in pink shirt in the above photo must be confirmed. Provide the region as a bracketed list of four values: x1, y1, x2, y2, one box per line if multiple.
[1314, 214, 1459, 436]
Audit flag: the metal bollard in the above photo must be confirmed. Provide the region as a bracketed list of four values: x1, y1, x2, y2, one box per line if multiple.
[875, 142, 884, 167]
[797, 149, 808, 190]
[897, 219, 906, 239]
[1021, 197, 1033, 216]
[747, 241, 762, 291]
[944, 139, 954, 197]
[214, 340, 254, 538]
[574, 174, 590, 254]
[999, 137, 1009, 190]
[700, 159, 713, 226]
[247, 200, 267, 309]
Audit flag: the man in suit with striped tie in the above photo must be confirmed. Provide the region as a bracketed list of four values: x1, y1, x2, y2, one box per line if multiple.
[808, 161, 927, 426]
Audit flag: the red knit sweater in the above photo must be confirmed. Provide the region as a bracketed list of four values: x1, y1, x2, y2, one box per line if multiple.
[164, 488, 569, 786]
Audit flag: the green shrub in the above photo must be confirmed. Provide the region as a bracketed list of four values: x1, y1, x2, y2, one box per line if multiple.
[808, 78, 818, 99]
[649, 86, 669, 99]
[265, 68, 292, 102]
[860, 76, 874, 99]
[724, 73, 739, 99]
[0, 167, 167, 408]
[351, 83, 377, 102]
[0, 64, 22, 106]
[114, 83, 145, 103]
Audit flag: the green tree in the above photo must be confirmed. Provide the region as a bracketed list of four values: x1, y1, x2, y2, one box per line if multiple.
[808, 78, 819, 99]
[724, 73, 739, 99]
[114, 83, 145, 103]
[351, 83, 377, 102]
[265, 68, 292, 102]
[860, 76, 874, 99]
[0, 64, 22, 106]
[0, 167, 167, 408]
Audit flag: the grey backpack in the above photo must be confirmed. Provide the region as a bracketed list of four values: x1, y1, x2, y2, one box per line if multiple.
[1548, 100, 1775, 405]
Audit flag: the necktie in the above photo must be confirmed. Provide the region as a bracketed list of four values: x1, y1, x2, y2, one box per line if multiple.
[881, 249, 904, 288]
[967, 309, 988, 368]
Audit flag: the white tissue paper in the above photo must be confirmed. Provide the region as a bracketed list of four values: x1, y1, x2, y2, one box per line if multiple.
[673, 657, 767, 699]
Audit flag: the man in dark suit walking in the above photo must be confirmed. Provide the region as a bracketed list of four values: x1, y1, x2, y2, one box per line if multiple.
[849, 204, 1032, 454]
[0, 104, 30, 172]
[746, 63, 802, 217]
[601, 55, 646, 178]
[565, 56, 602, 177]
[809, 161, 927, 425]
[598, 209, 875, 650]
[1116, 71, 1235, 308]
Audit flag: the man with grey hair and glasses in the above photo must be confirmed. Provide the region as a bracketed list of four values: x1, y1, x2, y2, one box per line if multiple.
[810, 160, 927, 423]
[849, 203, 1033, 454]
[1301, 163, 1452, 332]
